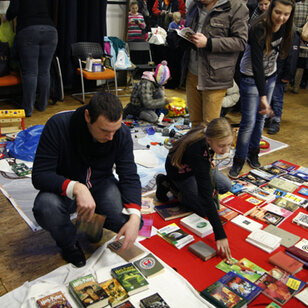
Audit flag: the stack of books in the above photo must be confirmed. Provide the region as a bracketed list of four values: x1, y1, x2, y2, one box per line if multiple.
[292, 212, 308, 229]
[285, 238, 308, 267]
[245, 229, 281, 253]
[157, 223, 194, 249]
[180, 213, 213, 238]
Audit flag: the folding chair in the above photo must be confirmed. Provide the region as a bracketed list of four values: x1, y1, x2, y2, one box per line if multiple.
[71, 42, 117, 104]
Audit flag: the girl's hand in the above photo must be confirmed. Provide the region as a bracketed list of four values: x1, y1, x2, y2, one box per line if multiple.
[259, 96, 273, 116]
[216, 238, 232, 260]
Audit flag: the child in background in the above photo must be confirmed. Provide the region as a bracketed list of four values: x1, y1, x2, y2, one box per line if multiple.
[123, 61, 171, 123]
[128, 1, 146, 41]
[250, 0, 271, 23]
[168, 12, 183, 31]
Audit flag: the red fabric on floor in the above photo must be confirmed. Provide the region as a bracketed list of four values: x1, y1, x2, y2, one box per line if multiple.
[141, 210, 308, 307]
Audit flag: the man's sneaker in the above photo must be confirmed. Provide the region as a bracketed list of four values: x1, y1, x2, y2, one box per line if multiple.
[228, 157, 245, 179]
[247, 148, 261, 169]
[62, 241, 86, 267]
[155, 174, 170, 202]
[268, 120, 280, 135]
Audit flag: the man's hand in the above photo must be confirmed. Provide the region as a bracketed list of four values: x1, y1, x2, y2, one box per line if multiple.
[216, 238, 232, 260]
[115, 214, 141, 250]
[259, 96, 273, 116]
[191, 32, 208, 48]
[73, 182, 96, 222]
[160, 10, 166, 15]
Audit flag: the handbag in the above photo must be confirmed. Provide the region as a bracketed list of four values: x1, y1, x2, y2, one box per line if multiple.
[301, 18, 308, 42]
[0, 41, 10, 77]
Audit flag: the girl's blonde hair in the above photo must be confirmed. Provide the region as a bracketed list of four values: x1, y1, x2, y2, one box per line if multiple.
[170, 118, 233, 168]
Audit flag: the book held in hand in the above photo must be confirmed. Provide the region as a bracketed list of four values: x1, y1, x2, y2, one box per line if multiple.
[133, 253, 164, 278]
[175, 27, 195, 43]
[99, 278, 129, 307]
[110, 263, 149, 296]
[69, 274, 109, 308]
[154, 201, 193, 221]
[140, 292, 170, 308]
[200, 281, 248, 308]
[246, 229, 281, 253]
[188, 241, 216, 261]
[36, 291, 72, 308]
[180, 213, 213, 238]
[157, 223, 194, 249]
[269, 250, 303, 275]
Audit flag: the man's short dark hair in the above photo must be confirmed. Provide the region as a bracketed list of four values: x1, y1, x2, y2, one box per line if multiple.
[87, 92, 123, 123]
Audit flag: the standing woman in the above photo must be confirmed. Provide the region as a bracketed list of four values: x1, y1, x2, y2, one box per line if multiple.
[6, 0, 58, 117]
[156, 118, 233, 259]
[229, 0, 295, 178]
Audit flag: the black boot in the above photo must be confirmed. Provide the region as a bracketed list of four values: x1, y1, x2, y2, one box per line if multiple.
[228, 157, 245, 179]
[62, 241, 86, 267]
[268, 120, 280, 135]
[156, 174, 170, 202]
[247, 148, 261, 169]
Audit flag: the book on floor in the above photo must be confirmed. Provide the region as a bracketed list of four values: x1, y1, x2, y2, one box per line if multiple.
[140, 197, 155, 214]
[292, 212, 308, 229]
[113, 300, 135, 308]
[200, 280, 248, 308]
[107, 238, 145, 262]
[272, 160, 297, 172]
[154, 201, 193, 221]
[248, 206, 285, 226]
[157, 223, 194, 249]
[220, 194, 259, 216]
[36, 291, 72, 308]
[180, 213, 213, 238]
[218, 271, 262, 304]
[260, 183, 286, 198]
[188, 241, 216, 261]
[263, 224, 300, 248]
[239, 173, 268, 187]
[110, 263, 149, 296]
[281, 173, 306, 185]
[238, 193, 265, 206]
[250, 168, 274, 181]
[262, 202, 293, 220]
[140, 292, 170, 308]
[255, 273, 296, 305]
[295, 287, 308, 306]
[69, 274, 109, 308]
[281, 192, 308, 208]
[268, 177, 298, 193]
[269, 250, 303, 275]
[231, 214, 263, 232]
[289, 166, 308, 180]
[259, 164, 288, 177]
[133, 253, 164, 278]
[285, 238, 308, 263]
[247, 186, 276, 203]
[246, 229, 281, 253]
[99, 278, 129, 307]
[294, 185, 308, 197]
[216, 257, 267, 283]
[218, 204, 239, 223]
[265, 302, 281, 308]
[272, 197, 299, 212]
[138, 217, 153, 238]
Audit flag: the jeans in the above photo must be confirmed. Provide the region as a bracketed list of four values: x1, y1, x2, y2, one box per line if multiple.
[33, 177, 130, 249]
[186, 72, 226, 126]
[235, 75, 276, 159]
[16, 25, 58, 116]
[170, 168, 231, 216]
[270, 80, 286, 122]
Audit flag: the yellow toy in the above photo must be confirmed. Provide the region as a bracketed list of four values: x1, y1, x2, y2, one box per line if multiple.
[0, 109, 25, 136]
[166, 97, 186, 117]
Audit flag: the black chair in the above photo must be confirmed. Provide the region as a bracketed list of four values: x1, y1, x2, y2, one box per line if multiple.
[128, 41, 157, 79]
[71, 42, 117, 104]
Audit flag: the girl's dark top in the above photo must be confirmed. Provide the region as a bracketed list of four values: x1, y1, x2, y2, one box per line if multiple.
[165, 138, 227, 241]
[6, 0, 55, 33]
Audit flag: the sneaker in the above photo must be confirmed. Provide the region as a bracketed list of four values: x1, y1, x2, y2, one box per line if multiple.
[264, 117, 271, 128]
[247, 149, 261, 169]
[228, 157, 245, 179]
[62, 241, 86, 267]
[155, 174, 170, 202]
[268, 120, 280, 135]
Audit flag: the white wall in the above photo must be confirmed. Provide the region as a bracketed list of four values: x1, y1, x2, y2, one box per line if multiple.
[106, 3, 127, 40]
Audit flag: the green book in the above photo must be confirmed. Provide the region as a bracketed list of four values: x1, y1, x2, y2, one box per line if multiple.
[133, 253, 164, 278]
[111, 263, 149, 296]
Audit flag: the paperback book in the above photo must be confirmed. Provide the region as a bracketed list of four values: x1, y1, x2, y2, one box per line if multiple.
[268, 177, 298, 193]
[138, 217, 153, 238]
[158, 223, 194, 249]
[234, 179, 258, 193]
[140, 292, 170, 308]
[248, 206, 285, 226]
[180, 213, 213, 238]
[110, 263, 149, 296]
[281, 173, 306, 185]
[239, 173, 268, 187]
[272, 160, 297, 172]
[259, 164, 287, 177]
[114, 300, 135, 308]
[175, 27, 195, 43]
[99, 278, 129, 307]
[69, 274, 109, 308]
[255, 273, 296, 305]
[216, 257, 267, 283]
[292, 212, 308, 229]
[294, 185, 308, 198]
[218, 204, 239, 223]
[295, 287, 308, 306]
[200, 281, 248, 308]
[36, 291, 72, 308]
[262, 203, 293, 220]
[272, 197, 299, 212]
[289, 167, 308, 181]
[231, 214, 263, 232]
[281, 192, 308, 208]
[248, 187, 276, 203]
[154, 202, 193, 221]
[269, 250, 303, 275]
[260, 184, 286, 198]
[238, 193, 264, 206]
[188, 241, 216, 261]
[133, 253, 164, 278]
[220, 194, 259, 216]
[246, 229, 281, 253]
[218, 271, 262, 304]
[285, 238, 308, 263]
[250, 169, 274, 181]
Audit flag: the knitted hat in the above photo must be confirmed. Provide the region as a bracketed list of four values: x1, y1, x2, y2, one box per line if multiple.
[154, 60, 171, 85]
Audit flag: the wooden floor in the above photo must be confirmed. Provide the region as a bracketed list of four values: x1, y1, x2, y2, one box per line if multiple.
[0, 86, 307, 296]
